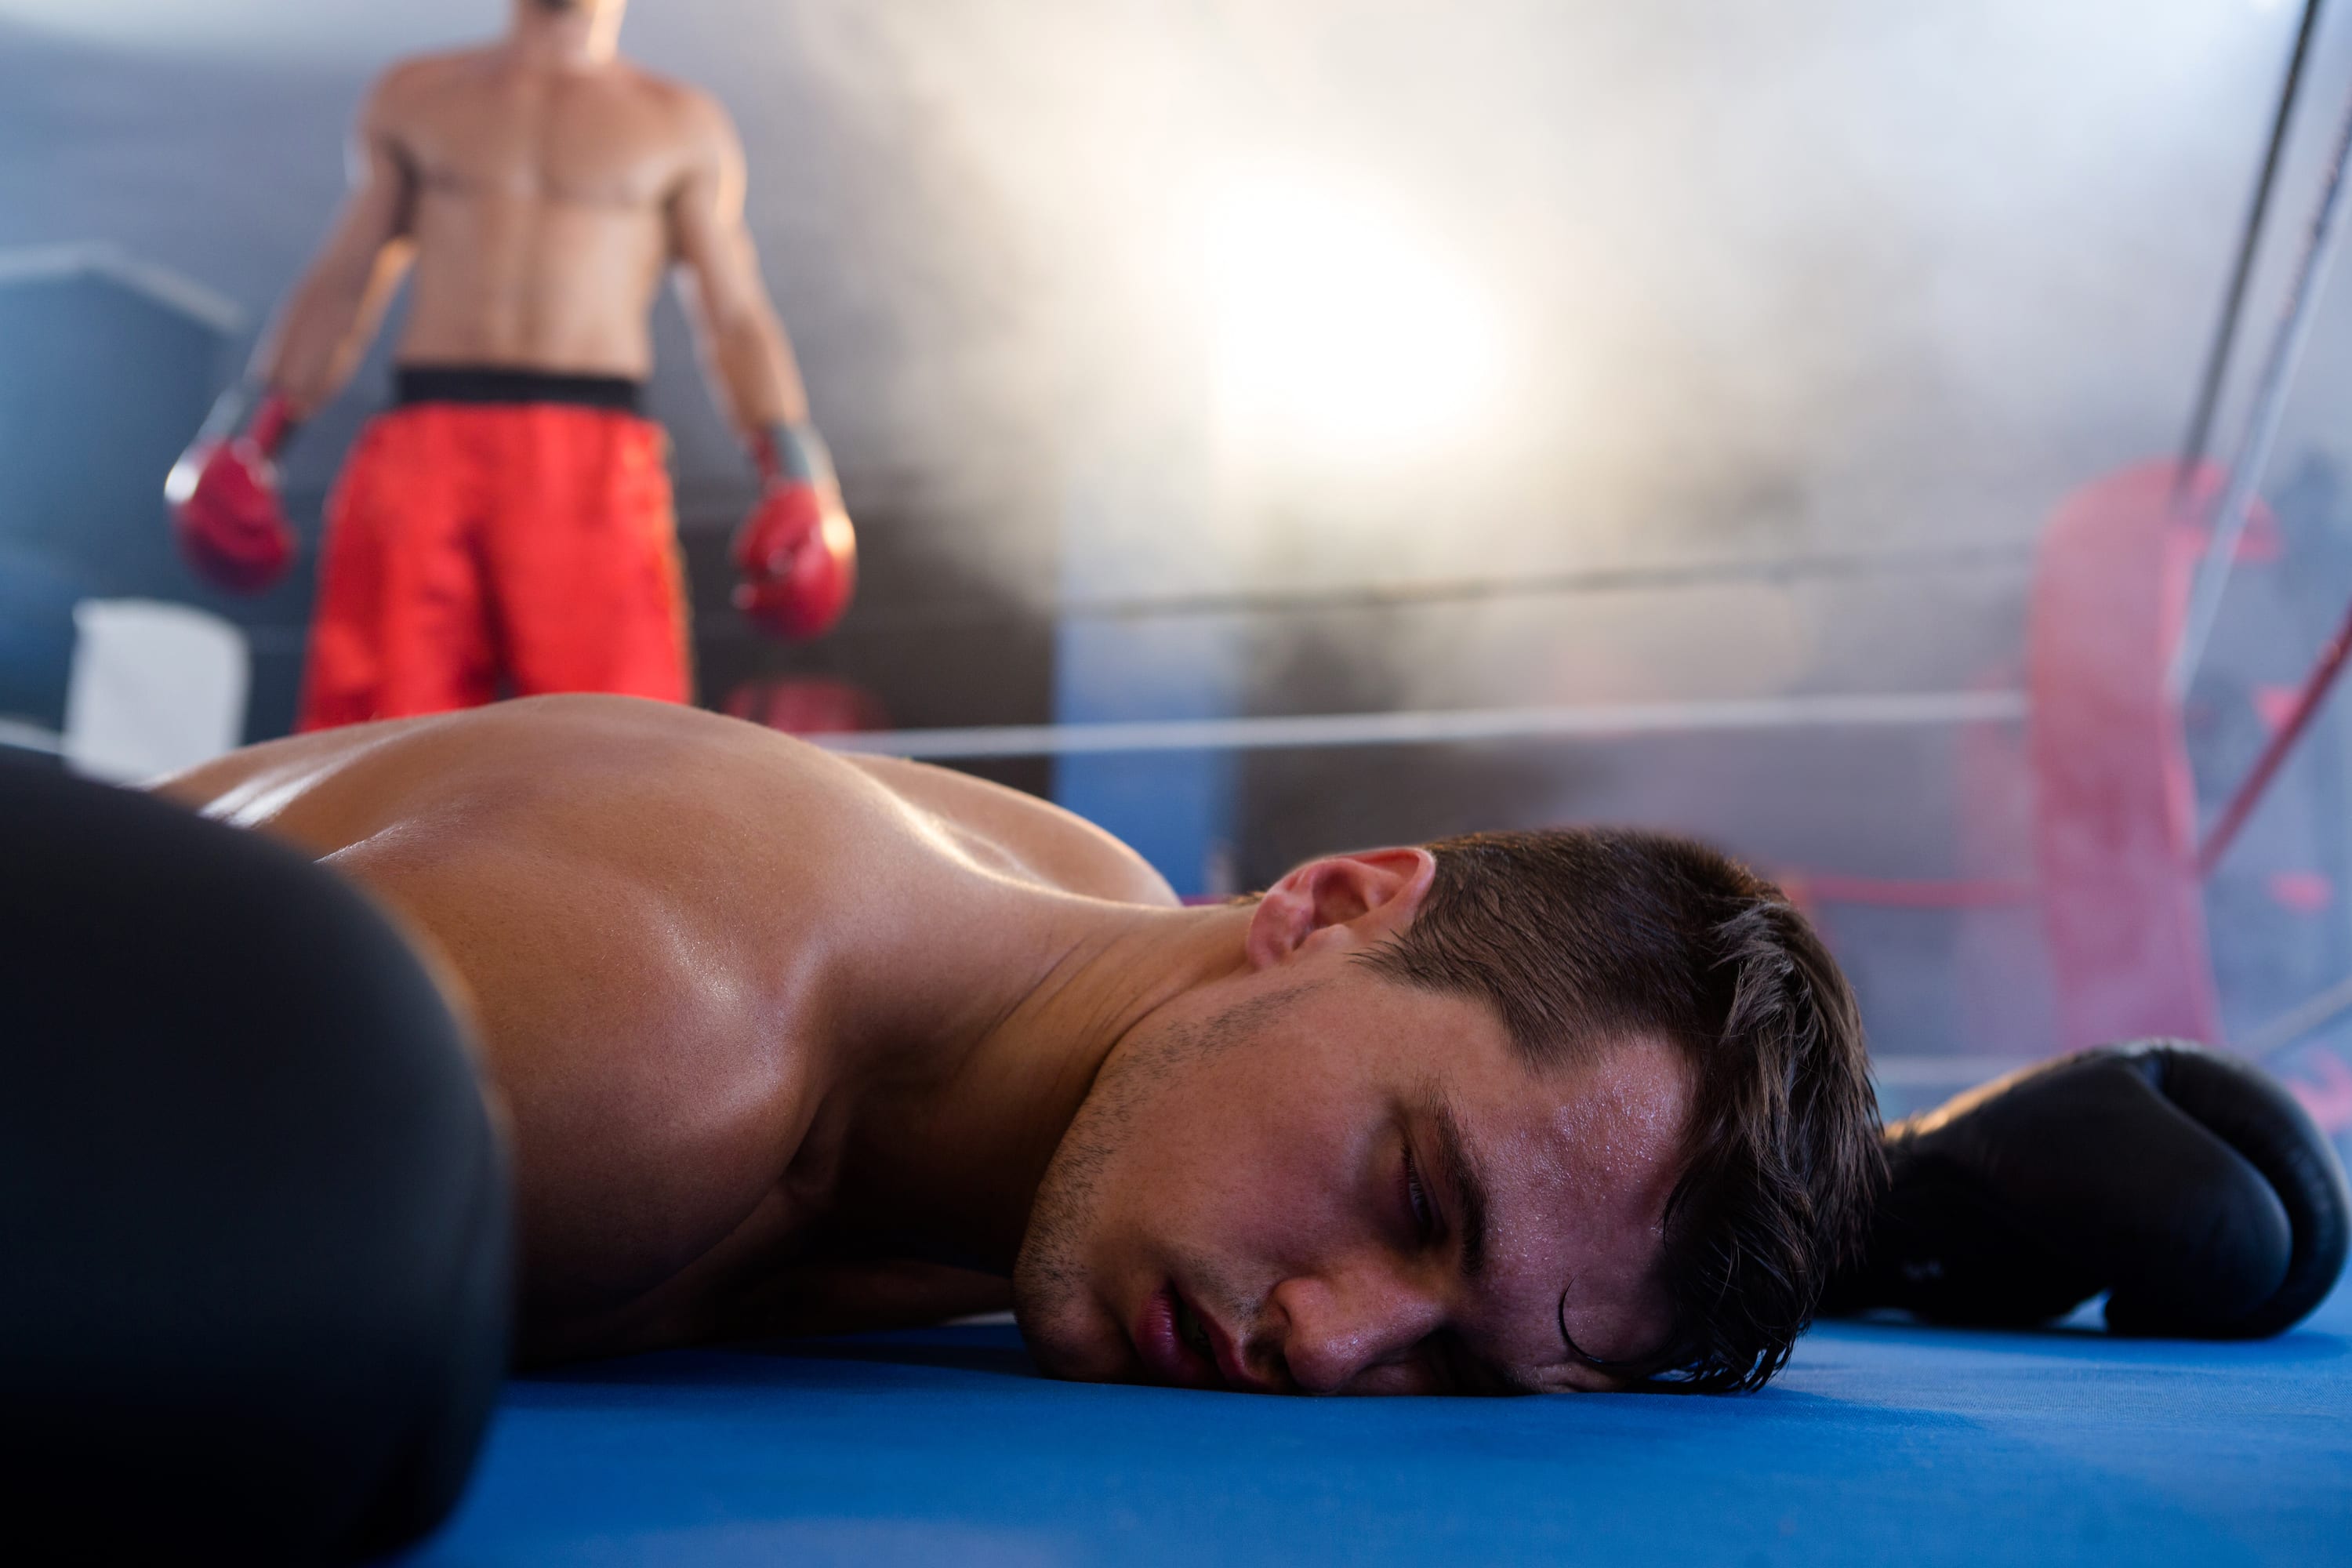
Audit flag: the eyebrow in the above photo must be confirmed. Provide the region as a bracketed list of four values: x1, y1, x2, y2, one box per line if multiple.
[1427, 1097, 1491, 1280]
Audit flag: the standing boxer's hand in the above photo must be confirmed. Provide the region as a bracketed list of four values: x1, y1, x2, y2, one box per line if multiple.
[165, 387, 300, 594]
[732, 423, 855, 641]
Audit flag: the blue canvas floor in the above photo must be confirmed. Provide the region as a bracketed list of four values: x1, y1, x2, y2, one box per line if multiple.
[402, 1287, 2352, 1567]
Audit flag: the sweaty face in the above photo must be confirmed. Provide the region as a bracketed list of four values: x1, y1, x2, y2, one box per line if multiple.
[1012, 968, 1691, 1395]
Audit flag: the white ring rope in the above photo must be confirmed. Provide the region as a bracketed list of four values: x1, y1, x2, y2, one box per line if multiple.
[1868, 1054, 2043, 1089]
[2241, 969, 2352, 1060]
[0, 717, 66, 757]
[709, 542, 2033, 639]
[814, 688, 2027, 761]
[2169, 71, 2352, 701]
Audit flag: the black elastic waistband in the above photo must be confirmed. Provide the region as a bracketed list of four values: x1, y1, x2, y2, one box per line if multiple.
[394, 366, 645, 414]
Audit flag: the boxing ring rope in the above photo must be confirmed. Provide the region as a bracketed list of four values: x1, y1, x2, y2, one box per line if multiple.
[1045, 543, 2028, 622]
[1867, 1054, 2049, 1088]
[699, 541, 2034, 640]
[2244, 969, 2352, 1060]
[812, 688, 2027, 761]
[2173, 0, 2328, 499]
[2199, 589, 2352, 875]
[1780, 873, 2035, 909]
[0, 717, 65, 757]
[2169, 61, 2352, 700]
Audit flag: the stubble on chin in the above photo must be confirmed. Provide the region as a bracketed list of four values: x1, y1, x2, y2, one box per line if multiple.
[1007, 1018, 1163, 1377]
[1010, 982, 1319, 1377]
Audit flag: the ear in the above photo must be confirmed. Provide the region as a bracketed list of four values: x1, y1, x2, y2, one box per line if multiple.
[1243, 848, 1437, 971]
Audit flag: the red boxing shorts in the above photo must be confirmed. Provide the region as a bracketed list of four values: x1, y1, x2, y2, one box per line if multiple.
[296, 366, 691, 732]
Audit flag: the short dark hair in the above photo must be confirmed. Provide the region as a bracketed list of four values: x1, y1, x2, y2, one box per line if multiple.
[1356, 827, 1882, 1393]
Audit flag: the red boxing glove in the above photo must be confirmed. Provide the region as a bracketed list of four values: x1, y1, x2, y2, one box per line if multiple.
[165, 389, 299, 594]
[732, 423, 856, 641]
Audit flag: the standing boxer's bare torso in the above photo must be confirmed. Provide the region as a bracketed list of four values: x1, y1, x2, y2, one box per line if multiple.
[158, 697, 1182, 1363]
[378, 48, 711, 376]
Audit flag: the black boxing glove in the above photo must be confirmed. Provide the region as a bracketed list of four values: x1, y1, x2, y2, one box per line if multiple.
[1824, 1040, 2349, 1338]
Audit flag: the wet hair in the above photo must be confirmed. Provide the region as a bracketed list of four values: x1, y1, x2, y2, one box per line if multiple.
[1356, 827, 1882, 1393]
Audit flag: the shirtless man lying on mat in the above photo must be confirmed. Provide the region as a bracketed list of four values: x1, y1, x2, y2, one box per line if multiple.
[5, 695, 2340, 1559]
[155, 693, 1878, 1396]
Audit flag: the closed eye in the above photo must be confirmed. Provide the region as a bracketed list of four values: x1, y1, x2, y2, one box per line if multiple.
[1399, 1141, 1436, 1243]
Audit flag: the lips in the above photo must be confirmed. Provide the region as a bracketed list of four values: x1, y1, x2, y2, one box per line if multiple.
[1133, 1282, 1265, 1391]
[1133, 1283, 1216, 1387]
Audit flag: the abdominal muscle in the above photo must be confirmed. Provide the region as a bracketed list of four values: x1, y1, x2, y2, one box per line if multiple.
[395, 183, 670, 377]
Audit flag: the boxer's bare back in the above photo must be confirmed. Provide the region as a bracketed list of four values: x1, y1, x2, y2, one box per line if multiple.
[162, 697, 1178, 1361]
[263, 0, 802, 429]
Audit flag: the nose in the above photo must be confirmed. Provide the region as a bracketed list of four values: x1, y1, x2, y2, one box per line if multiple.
[1268, 1262, 1446, 1394]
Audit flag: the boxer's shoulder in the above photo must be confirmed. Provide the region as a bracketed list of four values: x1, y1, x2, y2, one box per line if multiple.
[844, 752, 1180, 909]
[619, 67, 741, 185]
[162, 697, 1178, 910]
[361, 50, 710, 172]
[348, 48, 499, 172]
[609, 60, 723, 120]
[437, 695, 1174, 909]
[366, 46, 492, 122]
[291, 702, 864, 1325]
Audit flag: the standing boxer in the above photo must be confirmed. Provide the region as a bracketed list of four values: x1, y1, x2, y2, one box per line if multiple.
[165, 0, 853, 730]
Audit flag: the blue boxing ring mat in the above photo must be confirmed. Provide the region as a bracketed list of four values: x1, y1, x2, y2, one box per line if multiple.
[404, 1287, 2352, 1566]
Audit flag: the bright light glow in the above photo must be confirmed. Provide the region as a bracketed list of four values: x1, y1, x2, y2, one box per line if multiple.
[1204, 170, 1499, 466]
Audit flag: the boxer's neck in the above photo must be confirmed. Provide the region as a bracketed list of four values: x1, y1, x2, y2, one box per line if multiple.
[818, 900, 1255, 1273]
[507, 0, 624, 70]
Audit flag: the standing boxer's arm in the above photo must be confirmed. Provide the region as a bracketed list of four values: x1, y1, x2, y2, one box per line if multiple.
[668, 93, 811, 437]
[254, 68, 421, 420]
[671, 89, 858, 640]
